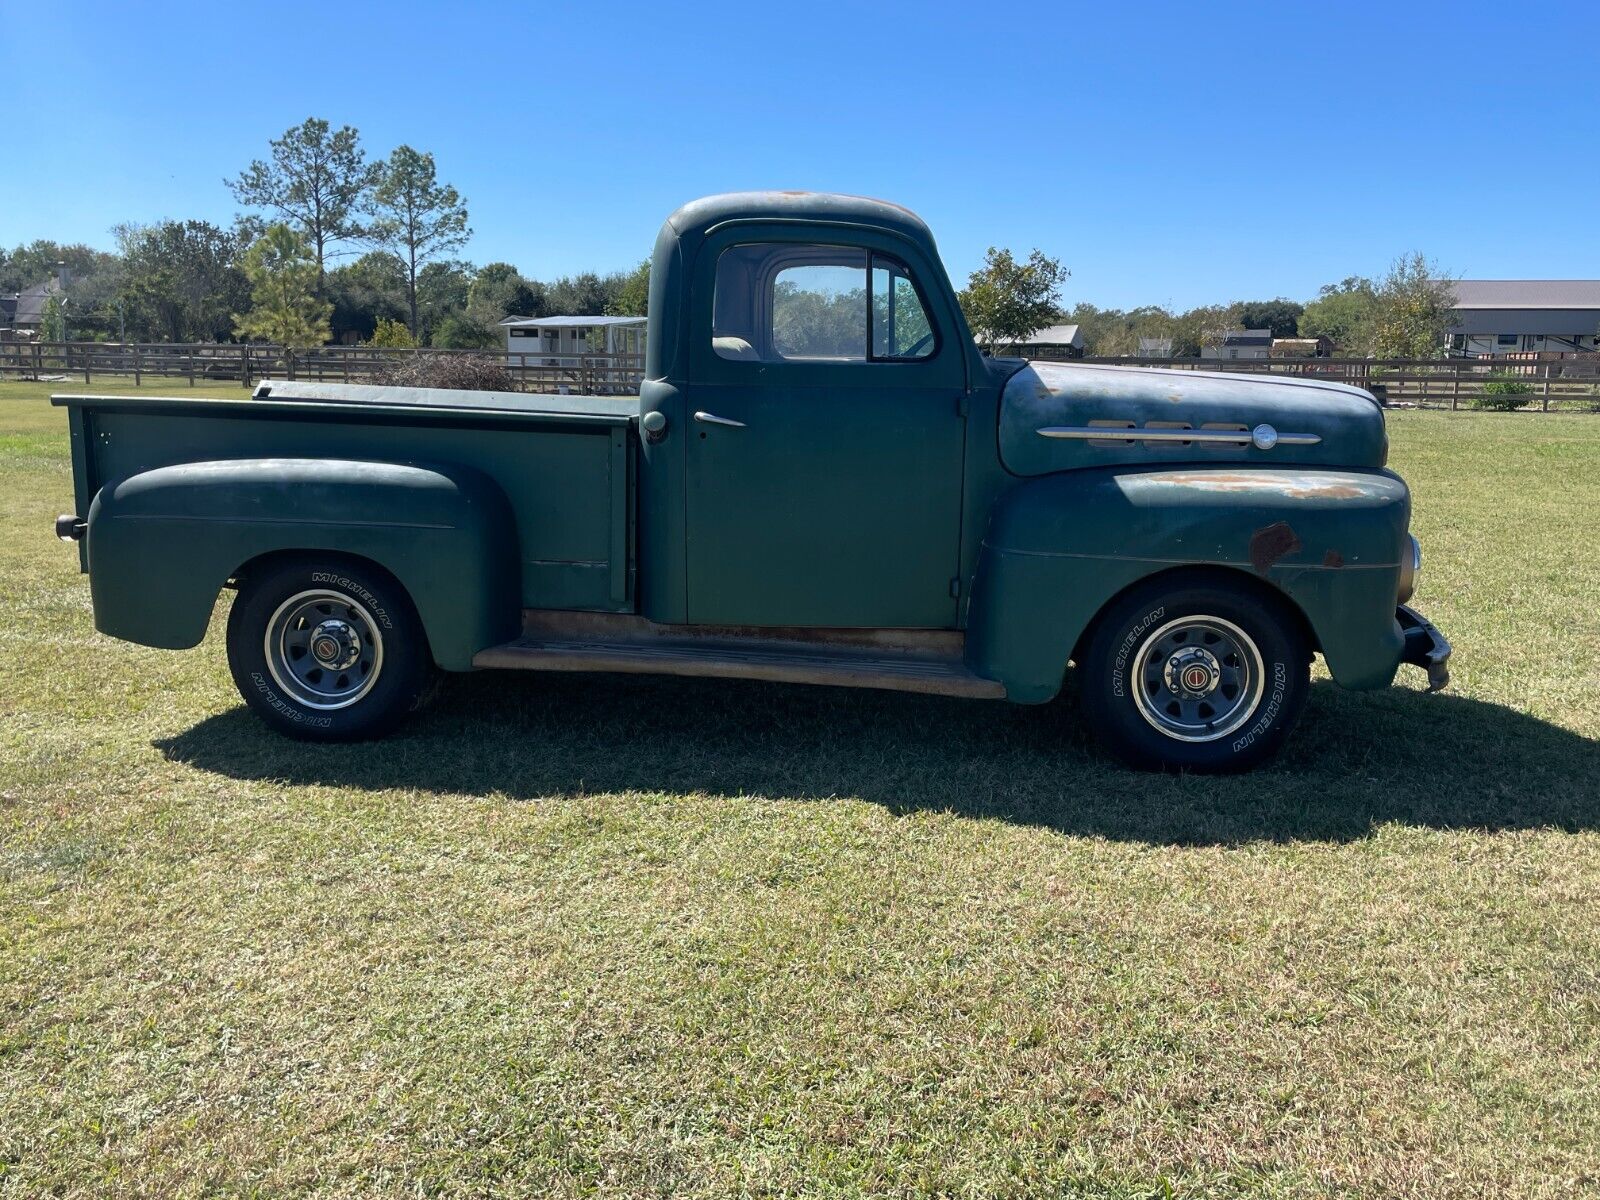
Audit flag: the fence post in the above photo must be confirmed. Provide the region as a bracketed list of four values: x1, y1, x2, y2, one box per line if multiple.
[286, 348, 296, 381]
[1451, 363, 1460, 411]
[188, 348, 196, 387]
[82, 344, 91, 385]
[133, 344, 141, 387]
[241, 344, 252, 388]
[1542, 363, 1551, 412]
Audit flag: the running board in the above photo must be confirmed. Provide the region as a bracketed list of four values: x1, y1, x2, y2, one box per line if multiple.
[472, 612, 1006, 699]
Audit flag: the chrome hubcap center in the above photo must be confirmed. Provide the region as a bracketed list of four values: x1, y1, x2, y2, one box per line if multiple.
[308, 619, 361, 670]
[1164, 646, 1222, 699]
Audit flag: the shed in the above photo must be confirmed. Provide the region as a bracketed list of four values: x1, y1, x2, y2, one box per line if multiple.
[500, 315, 647, 365]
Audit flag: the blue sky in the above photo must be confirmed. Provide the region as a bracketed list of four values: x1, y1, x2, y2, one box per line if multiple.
[3, 0, 1597, 309]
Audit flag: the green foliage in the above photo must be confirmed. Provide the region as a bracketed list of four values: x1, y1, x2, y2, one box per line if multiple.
[1299, 276, 1378, 354]
[1234, 298, 1303, 338]
[609, 259, 650, 317]
[38, 294, 66, 342]
[114, 220, 249, 342]
[1371, 253, 1457, 359]
[958, 247, 1068, 352]
[415, 261, 474, 345]
[365, 317, 415, 348]
[326, 251, 409, 343]
[369, 145, 471, 337]
[1474, 373, 1535, 410]
[228, 117, 376, 291]
[430, 313, 501, 350]
[232, 224, 332, 348]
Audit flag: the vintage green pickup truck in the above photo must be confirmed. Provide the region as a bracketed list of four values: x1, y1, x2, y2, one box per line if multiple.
[53, 192, 1449, 771]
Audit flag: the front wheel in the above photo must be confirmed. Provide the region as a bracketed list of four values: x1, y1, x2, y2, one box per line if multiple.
[226, 557, 436, 741]
[1077, 577, 1310, 773]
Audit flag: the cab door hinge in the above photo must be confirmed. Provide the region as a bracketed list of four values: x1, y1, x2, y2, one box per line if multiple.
[949, 576, 962, 599]
[955, 392, 969, 418]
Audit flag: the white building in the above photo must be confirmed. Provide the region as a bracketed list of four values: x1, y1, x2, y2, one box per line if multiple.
[500, 315, 647, 366]
[1444, 281, 1600, 357]
[1201, 329, 1272, 360]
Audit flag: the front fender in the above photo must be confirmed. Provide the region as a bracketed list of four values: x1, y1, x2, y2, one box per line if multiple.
[966, 466, 1411, 702]
[86, 458, 519, 670]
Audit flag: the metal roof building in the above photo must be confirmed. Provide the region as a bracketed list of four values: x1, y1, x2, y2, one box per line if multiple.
[1444, 280, 1600, 357]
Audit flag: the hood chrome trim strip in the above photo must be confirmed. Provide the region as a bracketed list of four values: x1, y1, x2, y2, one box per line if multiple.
[1036, 426, 1322, 446]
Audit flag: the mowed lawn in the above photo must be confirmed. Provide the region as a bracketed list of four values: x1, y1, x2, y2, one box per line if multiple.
[1, 378, 1598, 1199]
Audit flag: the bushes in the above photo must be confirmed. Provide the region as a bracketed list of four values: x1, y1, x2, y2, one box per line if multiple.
[1474, 373, 1534, 411]
[378, 354, 515, 392]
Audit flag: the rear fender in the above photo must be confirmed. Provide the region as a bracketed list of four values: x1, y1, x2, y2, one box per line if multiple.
[85, 458, 519, 670]
[966, 466, 1411, 702]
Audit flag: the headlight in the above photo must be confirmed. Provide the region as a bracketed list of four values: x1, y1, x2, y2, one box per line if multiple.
[1398, 535, 1421, 603]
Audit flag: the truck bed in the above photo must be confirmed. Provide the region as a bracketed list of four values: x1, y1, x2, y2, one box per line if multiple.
[53, 380, 638, 615]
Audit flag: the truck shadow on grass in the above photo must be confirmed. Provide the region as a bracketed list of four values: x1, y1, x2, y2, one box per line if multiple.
[156, 671, 1600, 846]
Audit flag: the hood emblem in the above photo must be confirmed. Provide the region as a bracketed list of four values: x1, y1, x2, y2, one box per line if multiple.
[1252, 424, 1279, 450]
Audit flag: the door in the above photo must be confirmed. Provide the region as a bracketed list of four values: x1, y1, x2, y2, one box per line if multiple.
[684, 238, 967, 628]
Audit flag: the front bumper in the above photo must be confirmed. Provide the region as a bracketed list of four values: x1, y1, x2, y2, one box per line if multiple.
[1397, 604, 1451, 692]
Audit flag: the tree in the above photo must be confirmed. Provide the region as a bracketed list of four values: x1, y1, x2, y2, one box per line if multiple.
[454, 261, 543, 345]
[545, 271, 610, 317]
[228, 118, 375, 295]
[1234, 299, 1303, 339]
[957, 247, 1068, 352]
[609, 259, 650, 317]
[325, 250, 409, 343]
[414, 260, 474, 345]
[369, 145, 471, 337]
[1370, 254, 1457, 359]
[365, 317, 415, 348]
[233, 224, 332, 348]
[1299, 276, 1378, 353]
[115, 220, 249, 342]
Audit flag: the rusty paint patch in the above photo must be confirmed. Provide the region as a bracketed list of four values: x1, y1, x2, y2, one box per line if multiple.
[1322, 549, 1345, 569]
[1154, 471, 1371, 500]
[1250, 521, 1302, 574]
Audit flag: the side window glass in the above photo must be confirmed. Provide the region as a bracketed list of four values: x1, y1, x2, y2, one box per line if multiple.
[772, 262, 867, 360]
[712, 243, 937, 364]
[871, 260, 936, 359]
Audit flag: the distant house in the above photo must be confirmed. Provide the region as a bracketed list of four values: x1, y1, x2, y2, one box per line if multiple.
[1201, 329, 1272, 360]
[1444, 280, 1600, 357]
[1136, 336, 1173, 359]
[1270, 336, 1332, 358]
[0, 293, 17, 332]
[997, 323, 1084, 360]
[500, 315, 647, 365]
[10, 277, 62, 334]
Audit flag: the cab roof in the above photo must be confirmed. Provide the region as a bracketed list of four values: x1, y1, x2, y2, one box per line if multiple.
[662, 191, 935, 246]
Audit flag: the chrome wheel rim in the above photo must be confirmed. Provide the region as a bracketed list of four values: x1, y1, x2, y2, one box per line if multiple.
[1131, 615, 1264, 743]
[264, 590, 384, 710]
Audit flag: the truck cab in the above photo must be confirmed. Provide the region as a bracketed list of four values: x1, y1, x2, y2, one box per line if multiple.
[53, 191, 1450, 771]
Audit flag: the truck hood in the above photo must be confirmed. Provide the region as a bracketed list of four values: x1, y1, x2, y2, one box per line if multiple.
[996, 361, 1388, 476]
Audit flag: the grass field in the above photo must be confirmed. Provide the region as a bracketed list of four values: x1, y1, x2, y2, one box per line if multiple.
[2, 378, 1597, 1198]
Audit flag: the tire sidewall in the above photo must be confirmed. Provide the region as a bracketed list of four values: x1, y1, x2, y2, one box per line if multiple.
[227, 559, 431, 741]
[1084, 582, 1308, 773]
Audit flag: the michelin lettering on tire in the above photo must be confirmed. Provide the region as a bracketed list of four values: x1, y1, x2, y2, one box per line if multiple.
[1112, 605, 1164, 698]
[248, 670, 333, 728]
[309, 571, 393, 629]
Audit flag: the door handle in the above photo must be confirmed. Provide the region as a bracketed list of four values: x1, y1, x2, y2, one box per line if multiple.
[693, 411, 746, 428]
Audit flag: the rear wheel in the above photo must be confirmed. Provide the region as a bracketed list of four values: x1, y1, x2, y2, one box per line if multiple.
[1078, 577, 1309, 772]
[226, 557, 435, 741]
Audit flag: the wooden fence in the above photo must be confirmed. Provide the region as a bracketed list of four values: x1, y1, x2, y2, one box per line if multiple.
[0, 341, 645, 396]
[2, 340, 1596, 410]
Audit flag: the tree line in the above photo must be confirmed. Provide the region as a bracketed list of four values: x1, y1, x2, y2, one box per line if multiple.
[0, 117, 650, 349]
[959, 248, 1460, 359]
